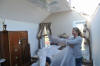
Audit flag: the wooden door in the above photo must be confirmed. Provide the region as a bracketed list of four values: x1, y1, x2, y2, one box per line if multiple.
[19, 31, 31, 64]
[8, 31, 23, 66]
[8, 31, 31, 66]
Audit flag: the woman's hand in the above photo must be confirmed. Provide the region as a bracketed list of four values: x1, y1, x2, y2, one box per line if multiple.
[69, 44, 74, 48]
[57, 43, 66, 46]
[58, 43, 66, 50]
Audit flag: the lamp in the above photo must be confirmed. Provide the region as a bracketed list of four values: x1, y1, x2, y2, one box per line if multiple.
[0, 17, 7, 31]
[3, 24, 7, 31]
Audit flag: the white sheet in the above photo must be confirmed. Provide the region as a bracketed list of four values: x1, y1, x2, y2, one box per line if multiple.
[37, 45, 61, 66]
[36, 45, 75, 66]
[60, 46, 75, 66]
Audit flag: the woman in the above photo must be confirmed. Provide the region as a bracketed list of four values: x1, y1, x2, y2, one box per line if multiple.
[50, 27, 82, 66]
[67, 27, 83, 66]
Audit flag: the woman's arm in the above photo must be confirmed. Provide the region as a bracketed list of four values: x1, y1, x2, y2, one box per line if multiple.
[67, 36, 82, 48]
[67, 36, 82, 45]
[50, 36, 67, 45]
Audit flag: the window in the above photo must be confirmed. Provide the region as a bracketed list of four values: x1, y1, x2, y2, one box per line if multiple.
[70, 0, 100, 16]
[73, 20, 91, 61]
[43, 26, 50, 48]
[37, 23, 51, 48]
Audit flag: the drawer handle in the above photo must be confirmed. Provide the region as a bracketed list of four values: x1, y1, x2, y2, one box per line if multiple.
[15, 49, 18, 52]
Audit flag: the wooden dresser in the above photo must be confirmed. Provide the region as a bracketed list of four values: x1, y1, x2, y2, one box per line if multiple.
[0, 31, 31, 66]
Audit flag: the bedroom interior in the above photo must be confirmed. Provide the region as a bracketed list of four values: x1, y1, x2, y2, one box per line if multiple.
[0, 0, 100, 66]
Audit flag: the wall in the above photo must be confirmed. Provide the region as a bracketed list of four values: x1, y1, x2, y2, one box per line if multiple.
[0, 0, 50, 23]
[43, 11, 85, 36]
[0, 19, 39, 57]
[90, 5, 100, 66]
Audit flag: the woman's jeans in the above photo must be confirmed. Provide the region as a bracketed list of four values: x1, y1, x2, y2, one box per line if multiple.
[75, 57, 82, 66]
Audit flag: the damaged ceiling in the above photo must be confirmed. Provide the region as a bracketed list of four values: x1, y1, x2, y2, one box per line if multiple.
[28, 0, 71, 13]
[0, 0, 71, 23]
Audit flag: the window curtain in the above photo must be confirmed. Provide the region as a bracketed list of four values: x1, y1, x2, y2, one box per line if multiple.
[37, 23, 52, 49]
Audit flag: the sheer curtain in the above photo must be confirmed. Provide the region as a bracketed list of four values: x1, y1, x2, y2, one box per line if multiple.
[37, 23, 52, 49]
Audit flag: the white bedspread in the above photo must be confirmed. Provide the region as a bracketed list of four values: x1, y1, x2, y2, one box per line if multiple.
[32, 45, 75, 66]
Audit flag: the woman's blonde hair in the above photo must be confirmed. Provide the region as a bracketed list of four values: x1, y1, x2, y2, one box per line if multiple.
[73, 27, 82, 37]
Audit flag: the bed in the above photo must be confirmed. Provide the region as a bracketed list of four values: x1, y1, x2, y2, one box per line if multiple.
[34, 45, 75, 66]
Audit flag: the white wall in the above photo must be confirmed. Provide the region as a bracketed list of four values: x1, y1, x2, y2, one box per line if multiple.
[43, 11, 85, 36]
[90, 5, 100, 66]
[0, 0, 50, 23]
[0, 19, 39, 57]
